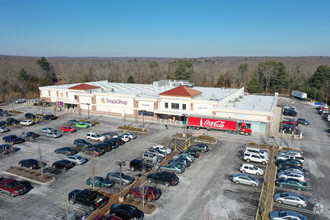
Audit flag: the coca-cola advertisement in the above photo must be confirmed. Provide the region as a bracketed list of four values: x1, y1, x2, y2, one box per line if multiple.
[188, 116, 237, 130]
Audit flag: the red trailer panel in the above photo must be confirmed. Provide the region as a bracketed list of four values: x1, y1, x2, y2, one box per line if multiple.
[188, 116, 238, 130]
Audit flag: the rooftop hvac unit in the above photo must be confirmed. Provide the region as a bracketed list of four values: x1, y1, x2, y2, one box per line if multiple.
[235, 98, 240, 102]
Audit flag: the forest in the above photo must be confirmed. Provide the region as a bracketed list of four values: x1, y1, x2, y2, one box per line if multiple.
[0, 55, 329, 105]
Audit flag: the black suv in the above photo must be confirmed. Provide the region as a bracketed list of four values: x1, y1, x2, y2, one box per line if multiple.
[147, 171, 179, 187]
[110, 204, 144, 220]
[0, 144, 11, 154]
[52, 160, 75, 170]
[25, 113, 36, 119]
[68, 189, 109, 211]
[283, 109, 298, 116]
[3, 135, 25, 144]
[55, 147, 77, 155]
[94, 143, 111, 152]
[22, 132, 40, 140]
[129, 159, 153, 172]
[103, 140, 119, 149]
[5, 118, 19, 126]
[111, 138, 124, 145]
[74, 139, 92, 148]
[43, 114, 57, 120]
[18, 159, 46, 169]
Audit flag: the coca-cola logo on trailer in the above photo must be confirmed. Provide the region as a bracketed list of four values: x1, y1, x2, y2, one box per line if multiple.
[204, 119, 225, 128]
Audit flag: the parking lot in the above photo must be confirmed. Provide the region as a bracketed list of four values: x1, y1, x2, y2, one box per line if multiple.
[1, 98, 330, 220]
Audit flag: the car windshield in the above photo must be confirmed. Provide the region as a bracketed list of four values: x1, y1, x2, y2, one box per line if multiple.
[121, 173, 130, 179]
[96, 134, 101, 137]
[76, 156, 82, 159]
[8, 181, 21, 188]
[278, 212, 288, 217]
[281, 193, 288, 197]
[252, 166, 258, 170]
[127, 205, 137, 214]
[299, 195, 305, 200]
[259, 155, 264, 159]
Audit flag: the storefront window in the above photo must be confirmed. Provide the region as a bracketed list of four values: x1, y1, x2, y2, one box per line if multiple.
[165, 102, 168, 109]
[182, 104, 186, 110]
[139, 110, 154, 117]
[171, 103, 179, 109]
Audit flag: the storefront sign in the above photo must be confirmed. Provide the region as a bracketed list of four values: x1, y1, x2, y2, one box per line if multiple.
[101, 98, 128, 105]
[188, 116, 237, 130]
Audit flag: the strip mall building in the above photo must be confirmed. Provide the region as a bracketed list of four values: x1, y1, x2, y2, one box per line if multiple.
[39, 80, 278, 134]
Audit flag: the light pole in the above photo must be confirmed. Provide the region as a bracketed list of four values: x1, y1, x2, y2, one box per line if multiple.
[11, 96, 14, 111]
[182, 114, 187, 135]
[142, 110, 146, 129]
[85, 103, 91, 120]
[115, 161, 126, 201]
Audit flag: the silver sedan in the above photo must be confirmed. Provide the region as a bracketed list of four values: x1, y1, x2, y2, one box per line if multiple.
[45, 132, 61, 138]
[232, 174, 259, 187]
[65, 155, 87, 165]
[274, 192, 307, 208]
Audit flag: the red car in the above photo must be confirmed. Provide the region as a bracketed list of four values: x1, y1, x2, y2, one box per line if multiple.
[61, 126, 76, 133]
[282, 120, 299, 125]
[128, 186, 161, 202]
[0, 177, 26, 197]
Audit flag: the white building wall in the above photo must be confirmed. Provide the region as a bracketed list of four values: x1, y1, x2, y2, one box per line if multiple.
[138, 101, 154, 111]
[95, 95, 134, 115]
[158, 97, 190, 113]
[68, 92, 77, 101]
[40, 90, 49, 97]
[193, 103, 213, 115]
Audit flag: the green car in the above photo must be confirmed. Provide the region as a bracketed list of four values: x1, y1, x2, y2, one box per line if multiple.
[76, 122, 89, 129]
[275, 178, 307, 191]
[86, 177, 114, 188]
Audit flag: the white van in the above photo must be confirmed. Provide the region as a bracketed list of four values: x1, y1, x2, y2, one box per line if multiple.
[244, 147, 269, 158]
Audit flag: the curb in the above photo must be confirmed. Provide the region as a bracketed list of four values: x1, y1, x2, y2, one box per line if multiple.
[4, 171, 56, 185]
[144, 204, 159, 216]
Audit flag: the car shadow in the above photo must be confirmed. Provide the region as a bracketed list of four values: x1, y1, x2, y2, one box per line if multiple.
[20, 180, 34, 193]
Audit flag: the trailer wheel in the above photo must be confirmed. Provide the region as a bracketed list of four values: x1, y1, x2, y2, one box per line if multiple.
[233, 131, 238, 135]
[245, 132, 249, 136]
[227, 130, 232, 134]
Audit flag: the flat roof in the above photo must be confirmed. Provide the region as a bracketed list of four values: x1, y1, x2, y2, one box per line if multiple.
[40, 81, 276, 112]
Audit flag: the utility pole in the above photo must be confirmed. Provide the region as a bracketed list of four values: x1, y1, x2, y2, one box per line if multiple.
[86, 103, 91, 120]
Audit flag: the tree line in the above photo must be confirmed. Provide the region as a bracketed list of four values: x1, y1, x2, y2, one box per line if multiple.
[0, 56, 329, 105]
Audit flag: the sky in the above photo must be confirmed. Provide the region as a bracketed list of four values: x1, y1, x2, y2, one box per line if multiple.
[0, 0, 330, 57]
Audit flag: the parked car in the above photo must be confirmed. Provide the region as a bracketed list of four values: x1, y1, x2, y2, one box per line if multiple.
[152, 145, 171, 155]
[111, 138, 125, 145]
[168, 158, 191, 167]
[55, 147, 77, 155]
[21, 132, 40, 139]
[76, 122, 89, 129]
[46, 131, 61, 138]
[25, 113, 36, 119]
[65, 155, 86, 165]
[94, 143, 111, 152]
[83, 147, 104, 156]
[106, 172, 134, 186]
[129, 186, 161, 202]
[283, 109, 298, 116]
[0, 121, 7, 127]
[103, 140, 119, 149]
[244, 147, 269, 158]
[2, 135, 25, 144]
[174, 153, 195, 162]
[6, 118, 19, 126]
[82, 121, 95, 127]
[278, 166, 306, 175]
[159, 164, 185, 174]
[269, 211, 307, 220]
[189, 143, 209, 152]
[297, 118, 309, 125]
[87, 133, 106, 142]
[129, 159, 153, 172]
[146, 148, 166, 158]
[86, 177, 114, 188]
[0, 144, 12, 154]
[240, 163, 264, 176]
[61, 126, 76, 133]
[113, 135, 130, 143]
[18, 159, 45, 169]
[74, 139, 92, 148]
[52, 160, 75, 170]
[68, 189, 109, 211]
[40, 127, 56, 133]
[276, 153, 304, 164]
[0, 126, 9, 133]
[274, 192, 307, 208]
[0, 177, 26, 197]
[19, 120, 33, 126]
[278, 150, 303, 157]
[231, 174, 259, 187]
[147, 172, 179, 187]
[282, 120, 299, 125]
[141, 152, 160, 163]
[278, 171, 306, 182]
[15, 98, 26, 104]
[276, 159, 303, 168]
[182, 149, 200, 158]
[101, 132, 118, 139]
[43, 114, 57, 120]
[275, 178, 307, 191]
[109, 204, 144, 220]
[67, 119, 79, 125]
[0, 110, 9, 117]
[120, 132, 137, 140]
[243, 153, 268, 164]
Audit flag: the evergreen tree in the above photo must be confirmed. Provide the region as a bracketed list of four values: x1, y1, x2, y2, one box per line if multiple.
[247, 76, 263, 93]
[174, 60, 193, 81]
[127, 75, 135, 83]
